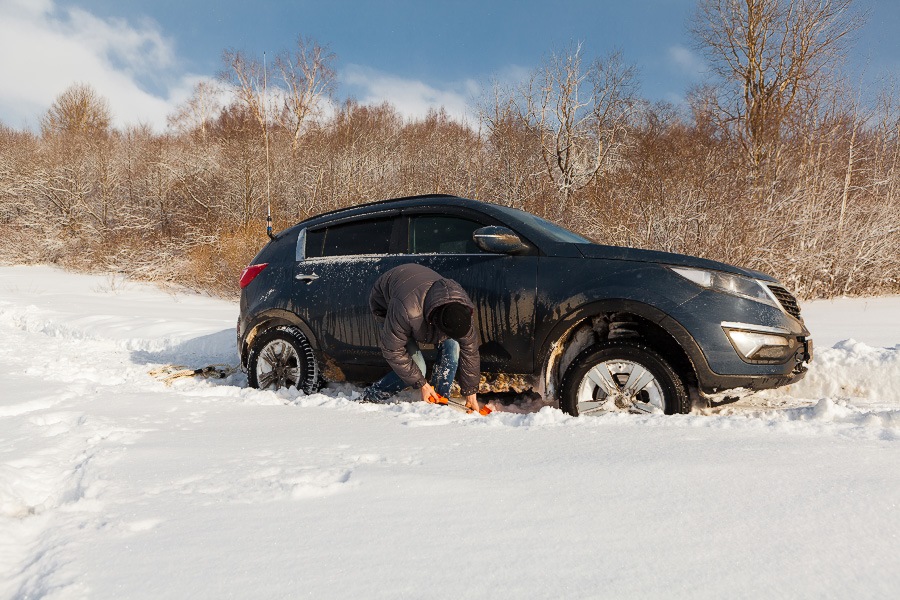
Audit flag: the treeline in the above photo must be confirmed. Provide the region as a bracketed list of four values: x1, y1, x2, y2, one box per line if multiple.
[1, 0, 898, 299]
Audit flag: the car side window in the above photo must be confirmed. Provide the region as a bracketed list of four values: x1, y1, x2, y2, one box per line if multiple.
[306, 217, 393, 258]
[304, 228, 324, 259]
[409, 216, 486, 254]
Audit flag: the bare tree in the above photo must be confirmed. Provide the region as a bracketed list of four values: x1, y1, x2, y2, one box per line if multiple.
[0, 126, 39, 259]
[168, 80, 224, 139]
[479, 84, 547, 210]
[692, 0, 863, 173]
[219, 51, 278, 232]
[510, 45, 638, 216]
[29, 85, 117, 238]
[274, 37, 335, 152]
[41, 83, 112, 137]
[221, 50, 270, 133]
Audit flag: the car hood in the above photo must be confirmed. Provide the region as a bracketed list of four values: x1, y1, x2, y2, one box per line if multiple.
[575, 243, 777, 282]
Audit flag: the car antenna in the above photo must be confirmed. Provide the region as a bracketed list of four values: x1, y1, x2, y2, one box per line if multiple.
[263, 51, 275, 240]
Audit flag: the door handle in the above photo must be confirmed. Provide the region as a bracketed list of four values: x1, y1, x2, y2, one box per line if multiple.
[295, 272, 320, 283]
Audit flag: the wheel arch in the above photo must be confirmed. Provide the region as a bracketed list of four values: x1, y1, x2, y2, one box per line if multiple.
[240, 309, 320, 369]
[538, 299, 707, 403]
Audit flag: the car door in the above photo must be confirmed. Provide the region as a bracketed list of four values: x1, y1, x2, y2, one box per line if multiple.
[401, 209, 538, 374]
[293, 213, 408, 367]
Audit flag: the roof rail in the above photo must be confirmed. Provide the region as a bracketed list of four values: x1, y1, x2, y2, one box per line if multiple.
[298, 193, 463, 224]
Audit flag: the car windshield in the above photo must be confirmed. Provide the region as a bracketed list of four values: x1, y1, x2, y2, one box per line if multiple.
[494, 205, 592, 243]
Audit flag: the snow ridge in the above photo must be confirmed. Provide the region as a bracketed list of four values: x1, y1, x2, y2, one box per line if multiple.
[776, 340, 900, 405]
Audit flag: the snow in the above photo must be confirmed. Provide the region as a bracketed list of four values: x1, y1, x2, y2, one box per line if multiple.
[1, 265, 898, 599]
[801, 295, 900, 348]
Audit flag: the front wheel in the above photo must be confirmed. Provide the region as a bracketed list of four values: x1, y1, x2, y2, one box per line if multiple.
[559, 340, 689, 416]
[247, 326, 321, 394]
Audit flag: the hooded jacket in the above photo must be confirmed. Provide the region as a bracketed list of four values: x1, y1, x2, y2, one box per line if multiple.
[369, 263, 480, 395]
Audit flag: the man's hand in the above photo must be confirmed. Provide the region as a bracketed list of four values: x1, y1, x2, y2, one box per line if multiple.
[422, 386, 482, 414]
[420, 382, 437, 403]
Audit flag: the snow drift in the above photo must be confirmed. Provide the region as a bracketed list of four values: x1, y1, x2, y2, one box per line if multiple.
[1, 266, 898, 599]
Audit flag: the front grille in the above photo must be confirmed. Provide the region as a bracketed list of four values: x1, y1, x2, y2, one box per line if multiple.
[767, 284, 802, 320]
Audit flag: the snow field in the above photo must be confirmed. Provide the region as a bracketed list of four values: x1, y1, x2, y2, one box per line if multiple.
[1, 266, 899, 598]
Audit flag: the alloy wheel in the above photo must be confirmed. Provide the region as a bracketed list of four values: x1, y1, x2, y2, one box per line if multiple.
[575, 359, 666, 415]
[255, 339, 303, 390]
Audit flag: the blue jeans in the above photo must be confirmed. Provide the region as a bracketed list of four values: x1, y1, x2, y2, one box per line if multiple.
[362, 339, 460, 403]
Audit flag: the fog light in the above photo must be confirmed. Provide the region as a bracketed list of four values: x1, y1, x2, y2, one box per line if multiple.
[725, 329, 795, 362]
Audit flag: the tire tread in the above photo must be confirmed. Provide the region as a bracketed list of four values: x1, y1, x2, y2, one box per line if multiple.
[247, 326, 321, 394]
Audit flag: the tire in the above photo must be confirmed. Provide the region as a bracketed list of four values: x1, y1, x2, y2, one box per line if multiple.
[559, 340, 689, 416]
[247, 326, 321, 394]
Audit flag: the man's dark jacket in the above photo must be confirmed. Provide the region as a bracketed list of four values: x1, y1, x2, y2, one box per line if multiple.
[369, 263, 480, 395]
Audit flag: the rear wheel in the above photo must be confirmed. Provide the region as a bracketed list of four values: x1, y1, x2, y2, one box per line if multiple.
[559, 340, 689, 416]
[247, 326, 320, 394]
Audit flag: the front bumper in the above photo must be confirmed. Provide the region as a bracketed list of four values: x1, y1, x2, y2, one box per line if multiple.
[665, 290, 812, 394]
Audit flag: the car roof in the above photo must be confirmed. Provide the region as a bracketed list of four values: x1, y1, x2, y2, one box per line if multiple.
[283, 194, 515, 232]
[272, 195, 766, 277]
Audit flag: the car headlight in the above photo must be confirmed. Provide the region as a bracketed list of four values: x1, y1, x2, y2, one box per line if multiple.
[669, 266, 778, 307]
[724, 328, 797, 362]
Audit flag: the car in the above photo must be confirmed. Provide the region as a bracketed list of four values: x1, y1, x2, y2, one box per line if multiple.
[237, 194, 812, 415]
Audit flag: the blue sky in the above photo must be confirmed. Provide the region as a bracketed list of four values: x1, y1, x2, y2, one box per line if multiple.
[0, 0, 897, 130]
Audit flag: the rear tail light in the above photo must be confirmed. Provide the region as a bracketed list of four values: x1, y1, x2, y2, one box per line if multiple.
[239, 263, 268, 289]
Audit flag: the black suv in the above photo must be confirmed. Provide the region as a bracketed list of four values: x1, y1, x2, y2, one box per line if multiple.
[238, 195, 812, 415]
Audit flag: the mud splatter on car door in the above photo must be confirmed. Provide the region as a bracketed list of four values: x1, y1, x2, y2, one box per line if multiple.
[418, 254, 537, 373]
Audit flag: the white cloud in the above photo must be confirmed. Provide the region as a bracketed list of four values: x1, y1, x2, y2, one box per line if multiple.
[667, 45, 706, 79]
[0, 1, 500, 131]
[0, 0, 203, 131]
[341, 64, 480, 123]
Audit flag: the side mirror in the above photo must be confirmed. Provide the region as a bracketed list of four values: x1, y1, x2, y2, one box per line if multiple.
[473, 226, 529, 255]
